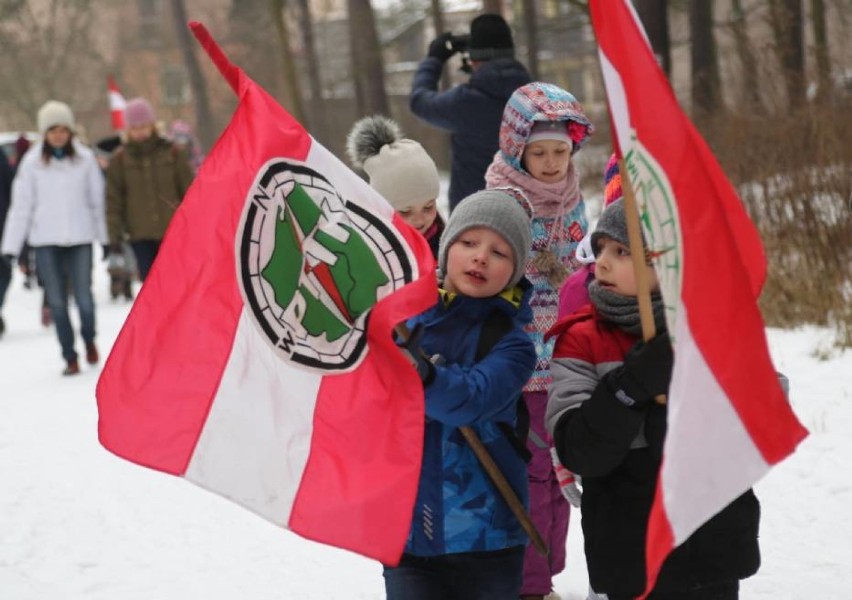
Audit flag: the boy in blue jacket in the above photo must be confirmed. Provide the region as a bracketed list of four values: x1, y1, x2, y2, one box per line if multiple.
[384, 189, 537, 599]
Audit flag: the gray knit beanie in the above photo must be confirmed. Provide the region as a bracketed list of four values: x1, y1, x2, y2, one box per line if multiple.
[438, 189, 532, 289]
[590, 197, 646, 257]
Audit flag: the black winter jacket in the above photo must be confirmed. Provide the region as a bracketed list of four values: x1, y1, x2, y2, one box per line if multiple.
[550, 314, 760, 598]
[555, 393, 760, 598]
[409, 56, 531, 210]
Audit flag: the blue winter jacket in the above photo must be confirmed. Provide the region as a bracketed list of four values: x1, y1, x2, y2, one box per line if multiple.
[403, 284, 536, 556]
[409, 56, 532, 210]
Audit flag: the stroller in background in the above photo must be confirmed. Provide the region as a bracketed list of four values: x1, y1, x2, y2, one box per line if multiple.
[96, 135, 137, 302]
[107, 242, 137, 301]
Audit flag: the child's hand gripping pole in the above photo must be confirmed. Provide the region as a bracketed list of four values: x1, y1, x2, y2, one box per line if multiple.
[394, 323, 549, 557]
[619, 158, 667, 405]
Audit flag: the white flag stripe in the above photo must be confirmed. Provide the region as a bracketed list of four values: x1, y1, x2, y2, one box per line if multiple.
[185, 309, 321, 525]
[663, 300, 770, 544]
[109, 90, 126, 111]
[598, 51, 631, 157]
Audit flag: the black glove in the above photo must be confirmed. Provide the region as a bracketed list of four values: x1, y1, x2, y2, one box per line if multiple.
[605, 332, 673, 410]
[428, 32, 457, 62]
[1, 254, 14, 269]
[397, 323, 436, 385]
[102, 244, 112, 262]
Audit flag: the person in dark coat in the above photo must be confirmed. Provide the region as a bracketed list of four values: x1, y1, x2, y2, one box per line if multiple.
[105, 97, 194, 281]
[0, 150, 13, 336]
[409, 14, 531, 212]
[546, 199, 761, 599]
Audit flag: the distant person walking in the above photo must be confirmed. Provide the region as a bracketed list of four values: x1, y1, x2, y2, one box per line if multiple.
[0, 150, 13, 337]
[409, 14, 531, 211]
[106, 97, 194, 281]
[1, 101, 108, 374]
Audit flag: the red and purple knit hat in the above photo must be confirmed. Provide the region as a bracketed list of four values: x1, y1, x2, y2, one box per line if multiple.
[603, 153, 622, 207]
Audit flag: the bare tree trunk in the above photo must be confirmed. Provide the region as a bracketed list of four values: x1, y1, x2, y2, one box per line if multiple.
[347, 0, 366, 115]
[634, 0, 671, 78]
[295, 0, 327, 137]
[768, 0, 805, 110]
[521, 0, 539, 79]
[811, 0, 831, 103]
[730, 0, 763, 110]
[347, 0, 390, 116]
[689, 0, 722, 116]
[430, 0, 451, 90]
[170, 0, 216, 150]
[269, 0, 306, 123]
[482, 0, 502, 15]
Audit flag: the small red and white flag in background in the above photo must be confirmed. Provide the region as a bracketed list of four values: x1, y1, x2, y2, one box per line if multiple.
[588, 0, 808, 595]
[107, 75, 126, 131]
[97, 22, 437, 565]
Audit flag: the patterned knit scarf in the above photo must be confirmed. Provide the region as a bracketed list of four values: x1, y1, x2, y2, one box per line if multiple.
[588, 280, 666, 336]
[485, 152, 582, 218]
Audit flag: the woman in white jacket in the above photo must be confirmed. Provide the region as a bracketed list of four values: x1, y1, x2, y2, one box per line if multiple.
[1, 100, 107, 375]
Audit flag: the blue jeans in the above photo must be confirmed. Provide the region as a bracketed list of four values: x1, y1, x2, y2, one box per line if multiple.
[130, 239, 161, 281]
[383, 546, 525, 600]
[35, 245, 95, 362]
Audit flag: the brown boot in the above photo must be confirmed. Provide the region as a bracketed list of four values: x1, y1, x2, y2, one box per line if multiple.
[63, 359, 80, 376]
[85, 342, 99, 365]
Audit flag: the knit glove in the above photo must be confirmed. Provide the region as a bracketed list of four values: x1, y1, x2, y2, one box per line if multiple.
[605, 331, 673, 410]
[551, 447, 582, 508]
[428, 32, 457, 62]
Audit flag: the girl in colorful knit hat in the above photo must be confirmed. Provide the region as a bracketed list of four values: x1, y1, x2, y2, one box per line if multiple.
[346, 116, 444, 259]
[485, 81, 593, 600]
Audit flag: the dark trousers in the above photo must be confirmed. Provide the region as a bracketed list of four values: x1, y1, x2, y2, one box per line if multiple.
[35, 244, 95, 362]
[383, 546, 525, 600]
[610, 580, 740, 600]
[130, 239, 161, 281]
[0, 257, 10, 309]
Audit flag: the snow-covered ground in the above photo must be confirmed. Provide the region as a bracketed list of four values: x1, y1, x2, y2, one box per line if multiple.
[0, 263, 849, 600]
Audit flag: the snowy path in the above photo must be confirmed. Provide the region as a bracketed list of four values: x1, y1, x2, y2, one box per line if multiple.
[1, 267, 849, 599]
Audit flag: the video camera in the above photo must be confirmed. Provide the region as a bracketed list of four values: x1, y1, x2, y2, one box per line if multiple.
[447, 34, 473, 73]
[448, 33, 470, 54]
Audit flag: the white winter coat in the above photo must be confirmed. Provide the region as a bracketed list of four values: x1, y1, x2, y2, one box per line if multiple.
[1, 141, 107, 255]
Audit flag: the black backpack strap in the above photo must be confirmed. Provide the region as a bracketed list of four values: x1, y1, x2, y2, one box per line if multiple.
[475, 310, 532, 463]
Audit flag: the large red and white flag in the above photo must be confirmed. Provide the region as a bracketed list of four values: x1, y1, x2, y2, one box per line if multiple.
[589, 1, 808, 595]
[97, 23, 437, 564]
[107, 75, 126, 131]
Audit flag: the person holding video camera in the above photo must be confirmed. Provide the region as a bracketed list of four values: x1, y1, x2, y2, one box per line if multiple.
[410, 14, 531, 212]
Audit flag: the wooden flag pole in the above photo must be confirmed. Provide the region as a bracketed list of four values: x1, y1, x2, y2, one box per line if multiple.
[618, 159, 666, 405]
[394, 324, 549, 557]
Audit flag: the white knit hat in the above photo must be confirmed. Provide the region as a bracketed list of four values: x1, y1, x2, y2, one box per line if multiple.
[37, 100, 75, 134]
[346, 115, 440, 211]
[362, 140, 440, 210]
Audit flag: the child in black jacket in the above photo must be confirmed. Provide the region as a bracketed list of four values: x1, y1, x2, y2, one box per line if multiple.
[546, 199, 760, 599]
